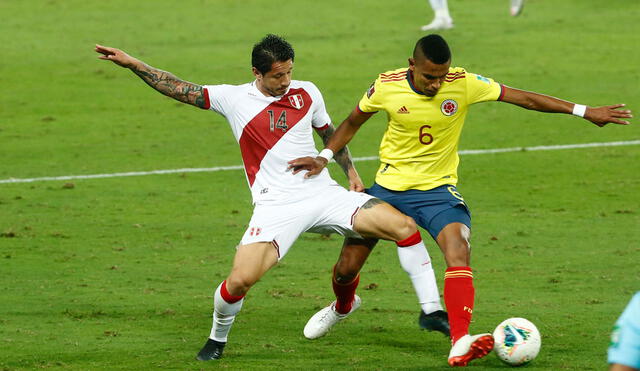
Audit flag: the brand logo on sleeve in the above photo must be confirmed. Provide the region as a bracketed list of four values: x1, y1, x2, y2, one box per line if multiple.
[476, 75, 490, 84]
[441, 99, 458, 116]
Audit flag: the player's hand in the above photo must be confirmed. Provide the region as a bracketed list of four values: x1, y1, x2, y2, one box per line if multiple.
[95, 44, 138, 69]
[349, 177, 365, 192]
[346, 168, 365, 192]
[287, 156, 328, 178]
[585, 104, 632, 127]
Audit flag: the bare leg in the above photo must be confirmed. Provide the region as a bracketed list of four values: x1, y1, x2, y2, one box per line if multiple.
[198, 241, 279, 361]
[352, 198, 417, 241]
[225, 242, 279, 295]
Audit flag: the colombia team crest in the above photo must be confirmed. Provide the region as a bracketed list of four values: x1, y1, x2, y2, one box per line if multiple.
[288, 94, 304, 110]
[441, 99, 458, 116]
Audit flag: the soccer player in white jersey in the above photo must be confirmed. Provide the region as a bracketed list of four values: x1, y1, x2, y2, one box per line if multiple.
[95, 34, 439, 361]
[421, 0, 526, 31]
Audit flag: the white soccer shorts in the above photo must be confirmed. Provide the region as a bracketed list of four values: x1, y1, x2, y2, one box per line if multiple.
[240, 185, 374, 260]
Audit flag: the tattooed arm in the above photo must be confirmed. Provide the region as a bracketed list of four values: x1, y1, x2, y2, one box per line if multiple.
[95, 44, 206, 108]
[316, 124, 364, 192]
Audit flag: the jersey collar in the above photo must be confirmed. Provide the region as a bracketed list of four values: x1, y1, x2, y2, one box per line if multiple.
[406, 70, 425, 96]
[251, 80, 291, 99]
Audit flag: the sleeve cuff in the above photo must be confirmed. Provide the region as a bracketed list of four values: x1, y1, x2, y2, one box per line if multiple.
[314, 123, 330, 131]
[356, 104, 377, 114]
[497, 84, 506, 101]
[202, 87, 211, 110]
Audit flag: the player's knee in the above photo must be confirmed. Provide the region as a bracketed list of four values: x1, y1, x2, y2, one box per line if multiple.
[334, 257, 363, 282]
[442, 238, 471, 267]
[334, 269, 358, 284]
[394, 215, 418, 241]
[225, 275, 254, 296]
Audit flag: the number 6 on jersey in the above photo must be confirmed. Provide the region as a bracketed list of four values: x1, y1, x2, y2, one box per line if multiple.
[419, 124, 433, 145]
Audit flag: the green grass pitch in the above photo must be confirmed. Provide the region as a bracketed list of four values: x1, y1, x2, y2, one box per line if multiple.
[1, 0, 639, 369]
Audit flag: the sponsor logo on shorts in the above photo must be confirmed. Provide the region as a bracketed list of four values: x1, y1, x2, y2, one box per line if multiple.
[249, 227, 262, 236]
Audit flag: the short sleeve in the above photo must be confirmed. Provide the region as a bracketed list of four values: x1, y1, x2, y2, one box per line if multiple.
[202, 84, 236, 116]
[306, 82, 332, 129]
[357, 79, 384, 113]
[608, 293, 640, 368]
[465, 73, 503, 104]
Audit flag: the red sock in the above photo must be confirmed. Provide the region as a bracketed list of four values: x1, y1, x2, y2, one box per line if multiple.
[444, 267, 474, 344]
[220, 280, 245, 304]
[396, 230, 422, 247]
[333, 268, 360, 314]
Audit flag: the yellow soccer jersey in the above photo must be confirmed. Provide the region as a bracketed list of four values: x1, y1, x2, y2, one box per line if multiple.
[358, 67, 503, 191]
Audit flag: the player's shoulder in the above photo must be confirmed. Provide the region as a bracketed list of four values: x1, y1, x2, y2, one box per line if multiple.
[289, 80, 320, 91]
[628, 292, 640, 314]
[290, 80, 323, 97]
[290, 80, 317, 89]
[377, 67, 409, 83]
[445, 67, 468, 83]
[204, 82, 253, 96]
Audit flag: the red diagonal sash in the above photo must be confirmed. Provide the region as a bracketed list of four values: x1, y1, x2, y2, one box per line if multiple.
[239, 88, 312, 186]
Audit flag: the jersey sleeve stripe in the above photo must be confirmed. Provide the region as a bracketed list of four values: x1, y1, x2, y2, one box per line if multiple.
[444, 75, 466, 82]
[381, 77, 407, 83]
[380, 70, 408, 78]
[314, 123, 330, 131]
[202, 87, 211, 110]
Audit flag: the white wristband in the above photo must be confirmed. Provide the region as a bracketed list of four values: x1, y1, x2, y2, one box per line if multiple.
[317, 148, 334, 162]
[572, 104, 587, 118]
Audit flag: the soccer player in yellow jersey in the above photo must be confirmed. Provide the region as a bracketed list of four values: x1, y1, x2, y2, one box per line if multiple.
[290, 34, 632, 367]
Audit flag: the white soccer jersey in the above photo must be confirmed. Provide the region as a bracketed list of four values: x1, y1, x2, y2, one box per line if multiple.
[203, 80, 338, 204]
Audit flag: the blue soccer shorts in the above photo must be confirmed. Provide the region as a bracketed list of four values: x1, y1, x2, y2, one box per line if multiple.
[366, 183, 471, 241]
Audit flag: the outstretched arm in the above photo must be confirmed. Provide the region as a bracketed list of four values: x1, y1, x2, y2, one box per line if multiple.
[95, 44, 206, 108]
[315, 124, 364, 191]
[288, 107, 375, 178]
[500, 86, 632, 127]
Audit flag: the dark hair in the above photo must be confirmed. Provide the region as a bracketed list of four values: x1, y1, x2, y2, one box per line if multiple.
[251, 34, 295, 75]
[413, 34, 451, 64]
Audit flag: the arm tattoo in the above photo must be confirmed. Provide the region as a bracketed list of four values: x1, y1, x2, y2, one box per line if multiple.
[318, 124, 355, 177]
[131, 63, 205, 108]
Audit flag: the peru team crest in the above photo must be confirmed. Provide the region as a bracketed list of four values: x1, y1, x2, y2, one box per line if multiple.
[288, 94, 304, 110]
[440, 99, 458, 116]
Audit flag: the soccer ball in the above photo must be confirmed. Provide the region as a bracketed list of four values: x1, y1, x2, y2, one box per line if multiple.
[493, 317, 541, 366]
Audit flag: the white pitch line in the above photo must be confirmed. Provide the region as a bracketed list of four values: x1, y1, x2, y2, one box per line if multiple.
[1, 140, 639, 184]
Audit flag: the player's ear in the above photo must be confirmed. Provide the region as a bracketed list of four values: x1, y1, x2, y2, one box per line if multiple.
[252, 67, 262, 80]
[408, 57, 415, 70]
